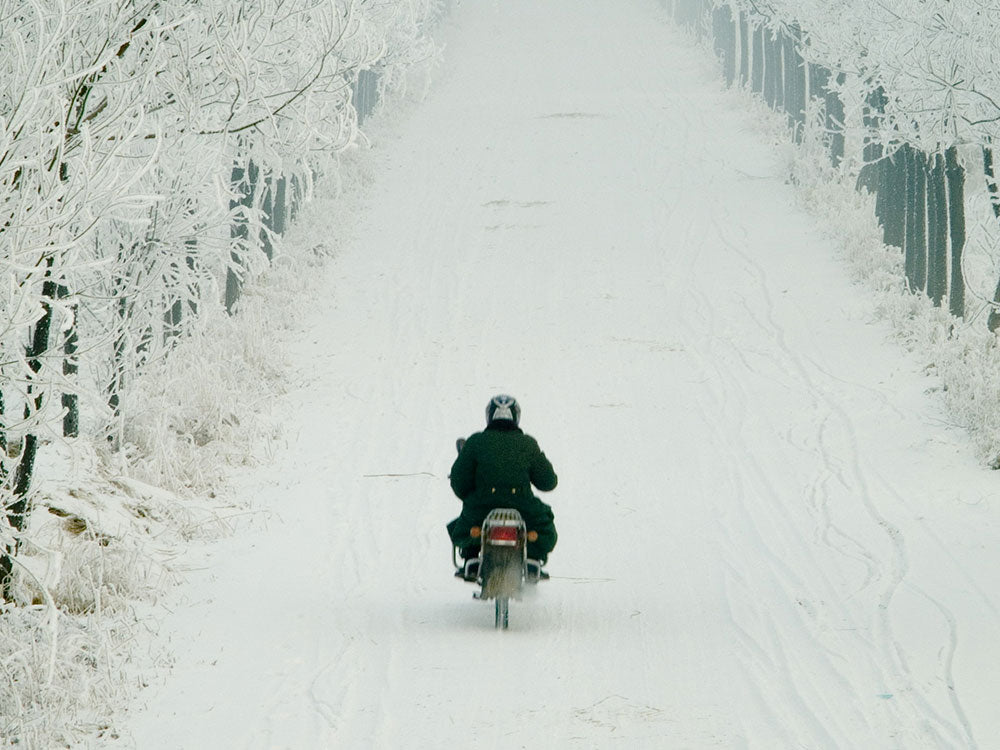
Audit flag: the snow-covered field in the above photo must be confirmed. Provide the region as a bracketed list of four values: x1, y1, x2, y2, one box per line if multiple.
[105, 1, 999, 747]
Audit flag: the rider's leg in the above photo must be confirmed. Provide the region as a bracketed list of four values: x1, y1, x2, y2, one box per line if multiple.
[524, 500, 556, 563]
[447, 515, 482, 561]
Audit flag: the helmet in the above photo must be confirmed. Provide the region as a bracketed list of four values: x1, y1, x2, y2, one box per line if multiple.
[486, 394, 520, 426]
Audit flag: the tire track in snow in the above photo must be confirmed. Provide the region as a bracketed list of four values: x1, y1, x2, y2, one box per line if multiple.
[667, 200, 853, 744]
[690, 214, 977, 747]
[732, 237, 976, 748]
[672, 216, 827, 738]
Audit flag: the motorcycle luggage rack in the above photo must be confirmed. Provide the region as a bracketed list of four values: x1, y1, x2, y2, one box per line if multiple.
[482, 508, 526, 547]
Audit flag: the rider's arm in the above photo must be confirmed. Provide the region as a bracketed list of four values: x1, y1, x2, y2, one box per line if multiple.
[529, 440, 557, 492]
[449, 437, 477, 499]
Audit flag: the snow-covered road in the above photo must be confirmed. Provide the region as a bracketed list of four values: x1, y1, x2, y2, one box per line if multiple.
[115, 1, 1000, 747]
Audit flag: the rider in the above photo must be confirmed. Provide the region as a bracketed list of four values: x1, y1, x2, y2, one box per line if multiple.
[447, 394, 558, 565]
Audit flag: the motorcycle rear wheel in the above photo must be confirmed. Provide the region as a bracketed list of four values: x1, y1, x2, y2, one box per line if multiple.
[495, 596, 510, 629]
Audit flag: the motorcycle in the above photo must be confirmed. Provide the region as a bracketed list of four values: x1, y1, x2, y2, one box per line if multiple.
[451, 439, 548, 629]
[453, 508, 547, 629]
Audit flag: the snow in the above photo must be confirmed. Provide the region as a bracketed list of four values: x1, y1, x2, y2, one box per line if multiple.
[103, 1, 1000, 747]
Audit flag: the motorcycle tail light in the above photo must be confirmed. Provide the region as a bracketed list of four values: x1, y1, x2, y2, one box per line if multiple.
[487, 525, 519, 543]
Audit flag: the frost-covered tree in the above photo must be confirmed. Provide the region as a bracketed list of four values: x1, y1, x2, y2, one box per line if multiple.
[1, 0, 444, 597]
[694, 0, 1000, 322]
[0, 0, 168, 597]
[2, 0, 444, 742]
[672, 0, 1000, 463]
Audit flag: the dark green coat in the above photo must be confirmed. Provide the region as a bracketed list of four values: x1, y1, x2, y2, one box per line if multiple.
[447, 423, 558, 560]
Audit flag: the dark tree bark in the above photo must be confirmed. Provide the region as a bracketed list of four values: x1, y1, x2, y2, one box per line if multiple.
[926, 153, 948, 306]
[772, 29, 785, 113]
[783, 27, 806, 141]
[809, 63, 830, 105]
[260, 176, 274, 261]
[713, 5, 736, 87]
[941, 147, 965, 318]
[0, 388, 9, 601]
[827, 73, 846, 166]
[352, 68, 381, 126]
[226, 160, 256, 315]
[751, 23, 765, 94]
[738, 12, 750, 86]
[878, 150, 906, 249]
[107, 268, 131, 445]
[289, 174, 304, 224]
[985, 147, 1000, 220]
[272, 177, 287, 236]
[58, 284, 79, 437]
[904, 147, 928, 293]
[762, 28, 778, 109]
[3, 258, 57, 601]
[982, 148, 1000, 331]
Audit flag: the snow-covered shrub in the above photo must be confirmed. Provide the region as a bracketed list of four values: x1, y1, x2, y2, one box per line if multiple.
[0, 446, 187, 747]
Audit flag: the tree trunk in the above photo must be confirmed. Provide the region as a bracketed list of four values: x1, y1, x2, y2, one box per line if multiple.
[905, 147, 928, 293]
[107, 277, 130, 448]
[943, 147, 965, 318]
[762, 28, 778, 109]
[713, 5, 736, 87]
[352, 68, 381, 127]
[783, 28, 805, 141]
[1, 388, 10, 601]
[809, 63, 829, 107]
[827, 73, 846, 167]
[772, 29, 785, 113]
[272, 177, 287, 236]
[903, 145, 917, 285]
[260, 175, 274, 261]
[166, 277, 183, 340]
[874, 154, 889, 232]
[926, 153, 948, 306]
[983, 148, 1000, 331]
[738, 12, 750, 86]
[58, 284, 79, 437]
[751, 23, 765, 94]
[880, 149, 906, 249]
[4, 259, 57, 601]
[985, 147, 1000, 220]
[227, 160, 255, 315]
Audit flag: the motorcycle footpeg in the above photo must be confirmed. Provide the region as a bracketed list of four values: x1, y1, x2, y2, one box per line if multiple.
[455, 559, 480, 582]
[525, 559, 549, 583]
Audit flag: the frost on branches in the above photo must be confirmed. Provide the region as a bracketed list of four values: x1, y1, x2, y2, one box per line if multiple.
[667, 0, 1000, 464]
[0, 0, 445, 745]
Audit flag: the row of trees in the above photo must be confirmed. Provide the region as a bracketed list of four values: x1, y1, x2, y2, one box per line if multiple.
[0, 0, 443, 602]
[666, 0, 1000, 326]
